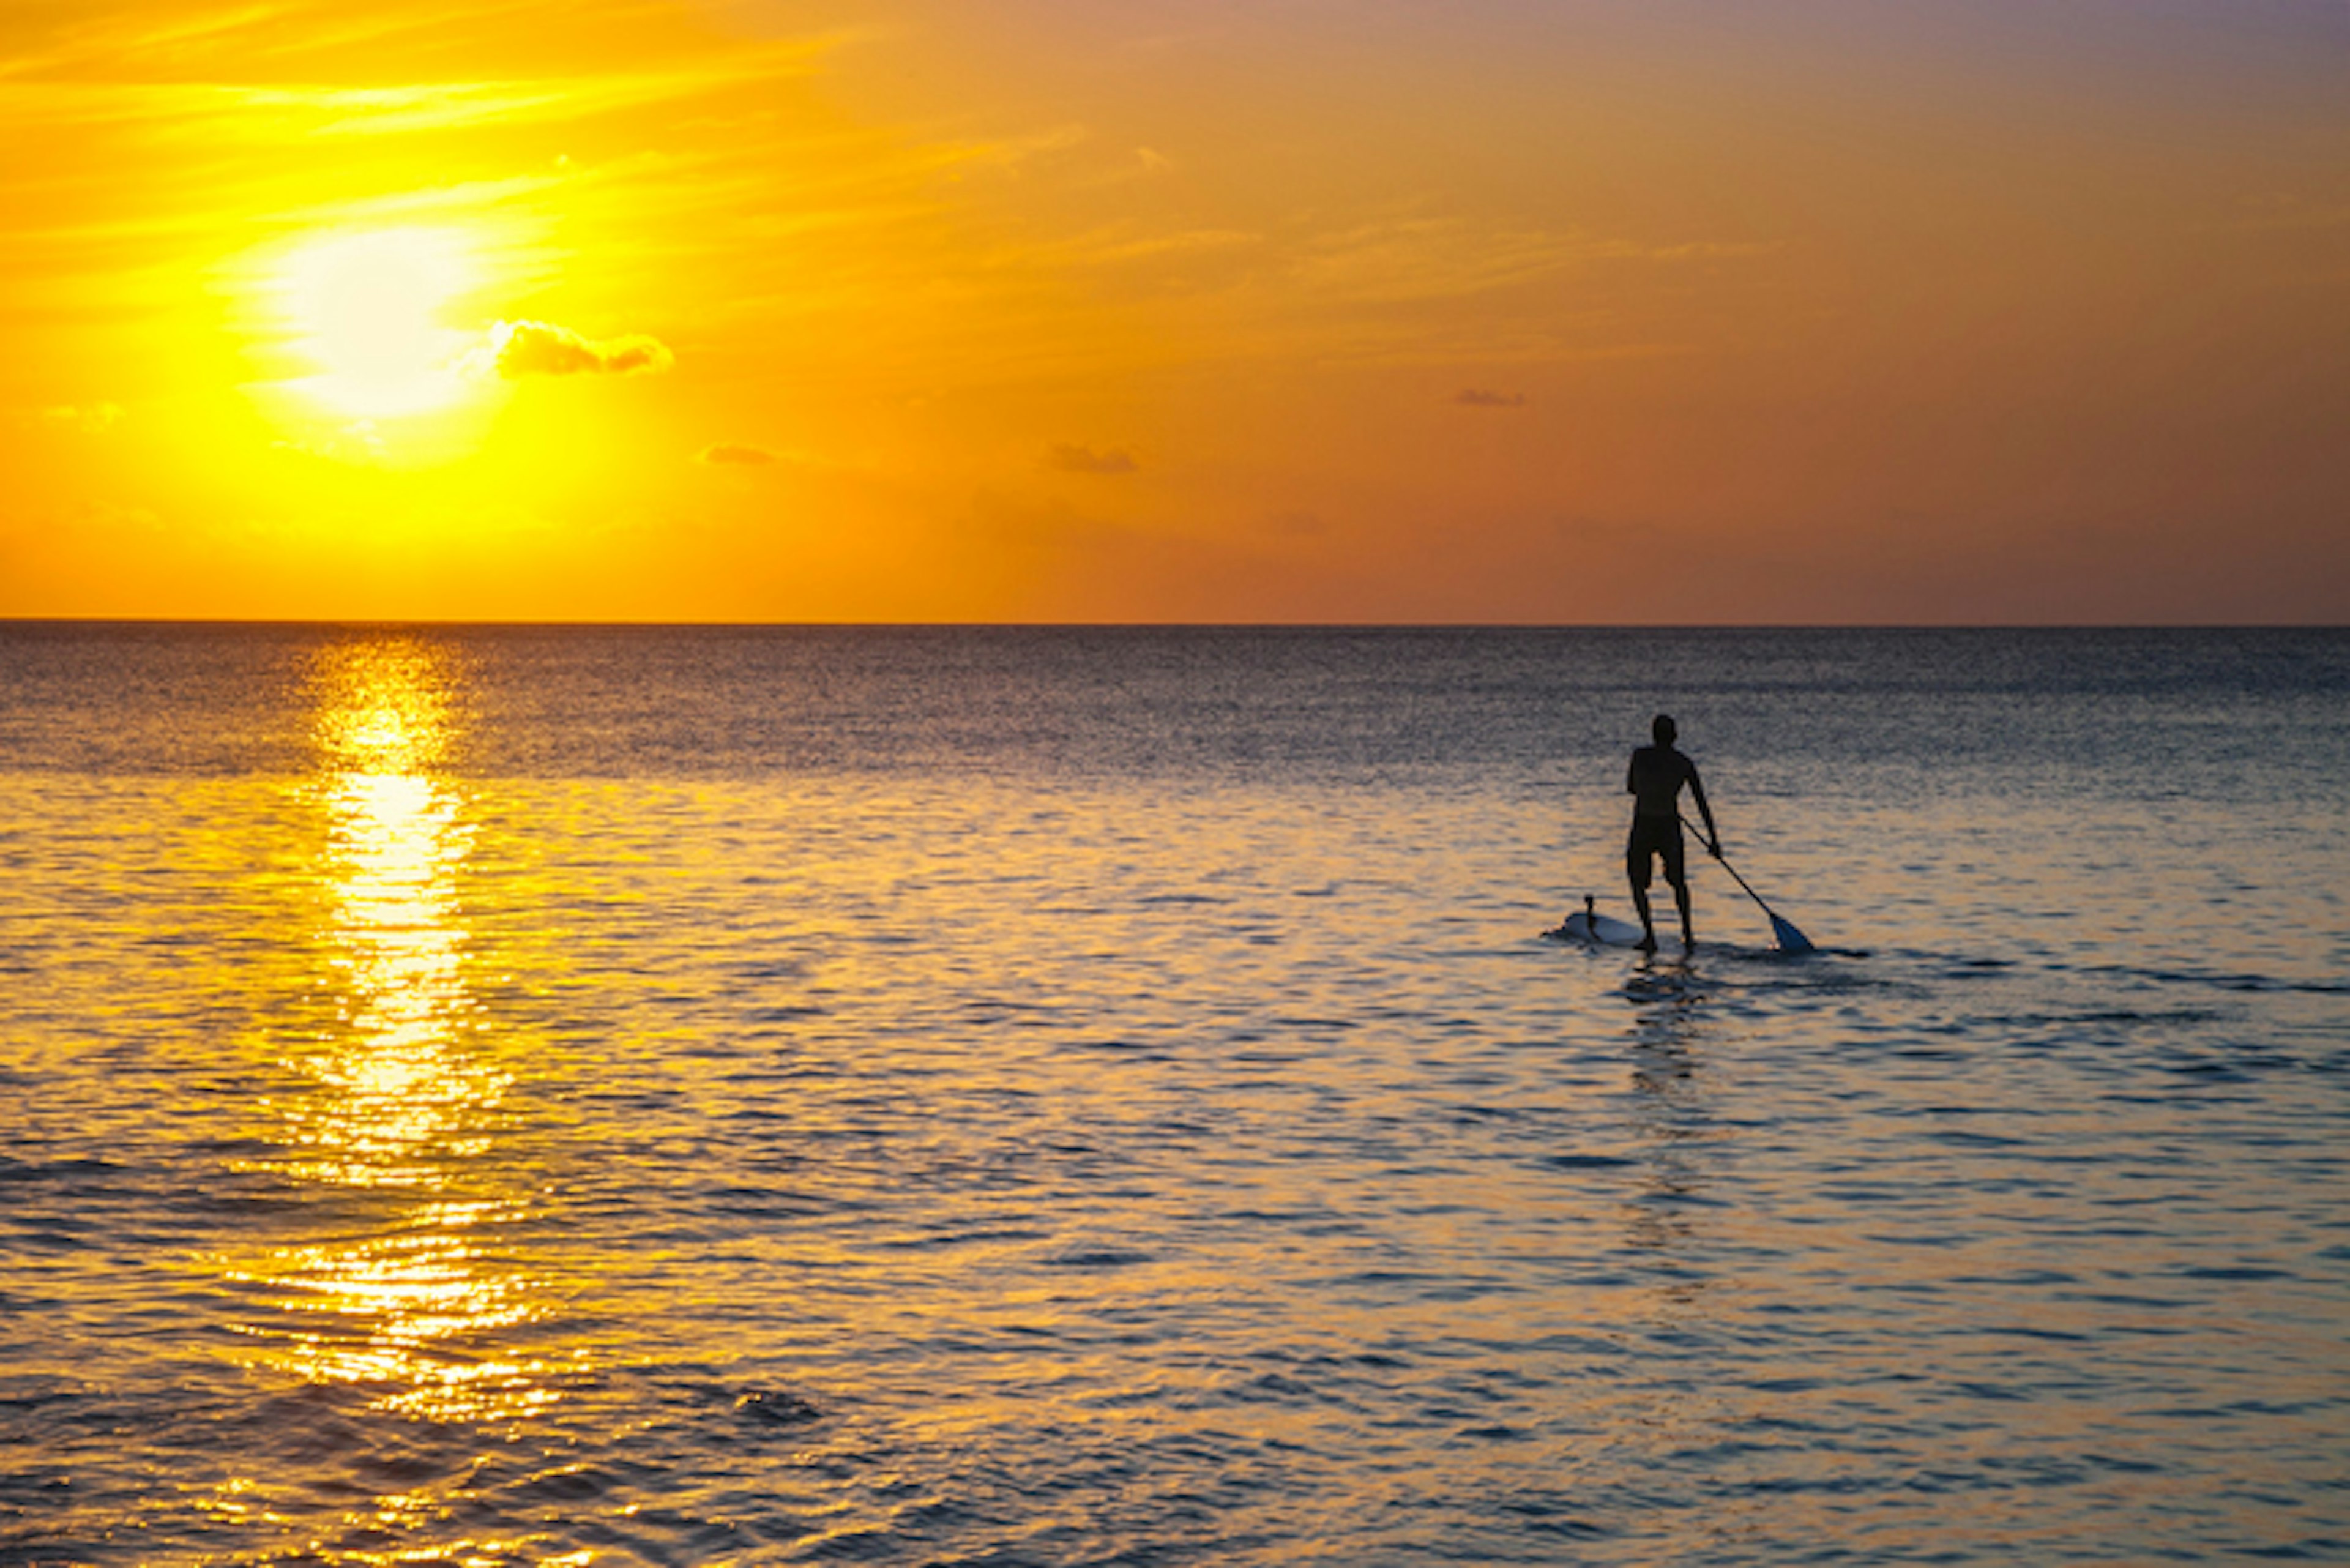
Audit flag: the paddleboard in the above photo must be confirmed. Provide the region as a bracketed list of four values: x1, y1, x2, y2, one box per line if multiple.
[1551, 910, 1648, 947]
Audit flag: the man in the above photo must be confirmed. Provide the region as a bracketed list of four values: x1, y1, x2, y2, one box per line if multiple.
[1625, 714, 1719, 952]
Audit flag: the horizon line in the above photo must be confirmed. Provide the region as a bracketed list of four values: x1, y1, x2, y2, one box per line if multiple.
[2, 618, 2344, 633]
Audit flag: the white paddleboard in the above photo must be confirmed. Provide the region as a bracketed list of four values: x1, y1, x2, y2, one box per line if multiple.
[1553, 910, 1648, 947]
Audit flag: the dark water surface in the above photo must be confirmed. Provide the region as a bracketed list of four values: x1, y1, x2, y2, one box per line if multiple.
[4, 625, 2347, 1564]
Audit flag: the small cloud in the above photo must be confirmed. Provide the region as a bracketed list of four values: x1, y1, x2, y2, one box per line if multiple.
[1136, 147, 1174, 174]
[1455, 389, 1528, 408]
[1264, 509, 1327, 538]
[698, 442, 777, 466]
[31, 402, 124, 433]
[968, 488, 1121, 548]
[1045, 442, 1138, 475]
[479, 319, 673, 378]
[271, 420, 387, 465]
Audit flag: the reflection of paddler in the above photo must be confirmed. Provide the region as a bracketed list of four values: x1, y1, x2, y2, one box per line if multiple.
[1625, 714, 1720, 953]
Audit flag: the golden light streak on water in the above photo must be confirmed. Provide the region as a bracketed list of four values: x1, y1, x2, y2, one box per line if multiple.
[224, 638, 559, 1428]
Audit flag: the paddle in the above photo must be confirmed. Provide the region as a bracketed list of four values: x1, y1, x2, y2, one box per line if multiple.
[1683, 815, 1814, 954]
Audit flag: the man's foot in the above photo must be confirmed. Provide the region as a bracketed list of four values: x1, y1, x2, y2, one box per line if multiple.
[1682, 931, 1696, 951]
[1636, 933, 1658, 953]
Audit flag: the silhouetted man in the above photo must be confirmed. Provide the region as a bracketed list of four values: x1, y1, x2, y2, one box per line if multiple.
[1625, 714, 1719, 952]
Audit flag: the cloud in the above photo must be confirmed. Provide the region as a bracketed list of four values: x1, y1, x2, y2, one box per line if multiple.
[1045, 442, 1138, 474]
[480, 319, 673, 378]
[698, 442, 777, 466]
[1455, 389, 1528, 408]
[30, 402, 124, 433]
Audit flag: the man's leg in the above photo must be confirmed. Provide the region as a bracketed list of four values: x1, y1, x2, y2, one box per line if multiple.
[1664, 833, 1692, 947]
[1627, 837, 1657, 951]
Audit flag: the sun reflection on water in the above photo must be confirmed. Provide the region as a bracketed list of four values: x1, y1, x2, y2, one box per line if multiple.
[228, 638, 558, 1425]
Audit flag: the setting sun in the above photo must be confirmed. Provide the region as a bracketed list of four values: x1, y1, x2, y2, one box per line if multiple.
[270, 227, 485, 418]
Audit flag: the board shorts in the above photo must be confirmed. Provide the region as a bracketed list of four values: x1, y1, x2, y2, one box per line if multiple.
[1626, 813, 1685, 889]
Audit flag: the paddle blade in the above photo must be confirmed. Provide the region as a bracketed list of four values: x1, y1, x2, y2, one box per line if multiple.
[1769, 911, 1815, 954]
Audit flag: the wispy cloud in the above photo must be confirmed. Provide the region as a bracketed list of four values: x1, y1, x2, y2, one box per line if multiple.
[0, 5, 838, 138]
[479, 319, 671, 378]
[1455, 389, 1527, 408]
[1045, 443, 1138, 475]
[1285, 218, 1583, 304]
[0, 63, 820, 140]
[1262, 217, 1779, 329]
[28, 401, 125, 432]
[698, 441, 775, 466]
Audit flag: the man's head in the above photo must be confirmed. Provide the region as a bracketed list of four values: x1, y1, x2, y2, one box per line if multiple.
[1652, 714, 1677, 746]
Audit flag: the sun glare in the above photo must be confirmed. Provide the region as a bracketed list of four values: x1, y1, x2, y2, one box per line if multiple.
[274, 227, 482, 418]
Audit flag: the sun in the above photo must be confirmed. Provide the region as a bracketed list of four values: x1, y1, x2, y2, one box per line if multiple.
[272, 227, 484, 418]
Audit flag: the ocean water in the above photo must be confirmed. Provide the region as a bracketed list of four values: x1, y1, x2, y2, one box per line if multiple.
[2, 624, 2346, 1566]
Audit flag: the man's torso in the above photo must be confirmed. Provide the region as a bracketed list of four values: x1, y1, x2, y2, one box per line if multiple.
[1628, 744, 1695, 819]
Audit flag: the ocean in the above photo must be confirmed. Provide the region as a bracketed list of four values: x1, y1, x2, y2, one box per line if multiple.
[2, 624, 2346, 1565]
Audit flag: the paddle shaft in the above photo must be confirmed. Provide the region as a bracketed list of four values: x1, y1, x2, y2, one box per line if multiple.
[1681, 815, 1783, 921]
[1669, 813, 1815, 952]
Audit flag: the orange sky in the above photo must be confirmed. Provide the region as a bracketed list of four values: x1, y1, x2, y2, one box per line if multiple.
[4, 1, 2346, 622]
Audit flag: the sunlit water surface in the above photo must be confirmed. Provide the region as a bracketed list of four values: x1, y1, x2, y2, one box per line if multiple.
[3, 625, 2346, 1565]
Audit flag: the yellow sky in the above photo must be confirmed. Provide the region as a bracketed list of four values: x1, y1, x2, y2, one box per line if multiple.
[4, 1, 2346, 621]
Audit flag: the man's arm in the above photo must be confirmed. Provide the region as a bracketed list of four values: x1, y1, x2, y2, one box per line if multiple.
[1688, 765, 1720, 856]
